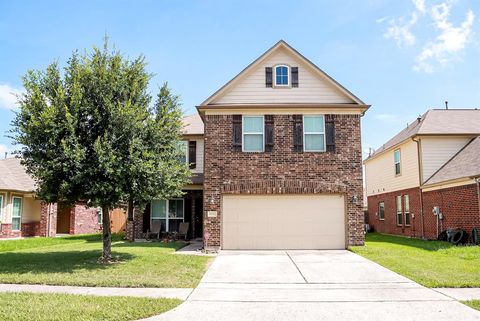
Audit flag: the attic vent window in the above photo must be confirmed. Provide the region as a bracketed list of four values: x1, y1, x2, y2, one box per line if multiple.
[275, 65, 289, 86]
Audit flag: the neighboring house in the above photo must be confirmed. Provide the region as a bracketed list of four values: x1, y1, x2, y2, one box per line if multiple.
[364, 109, 480, 239]
[0, 157, 112, 238]
[131, 40, 369, 250]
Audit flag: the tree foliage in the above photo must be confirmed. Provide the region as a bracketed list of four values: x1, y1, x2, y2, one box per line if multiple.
[11, 40, 190, 259]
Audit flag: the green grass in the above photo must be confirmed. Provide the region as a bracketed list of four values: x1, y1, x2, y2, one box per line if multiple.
[463, 300, 480, 311]
[0, 234, 211, 288]
[350, 233, 480, 288]
[0, 233, 124, 253]
[0, 292, 180, 321]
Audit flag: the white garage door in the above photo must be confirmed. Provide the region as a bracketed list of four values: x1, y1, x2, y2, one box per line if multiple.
[222, 194, 345, 250]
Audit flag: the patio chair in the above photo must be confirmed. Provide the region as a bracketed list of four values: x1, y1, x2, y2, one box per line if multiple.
[177, 222, 190, 241]
[147, 220, 162, 240]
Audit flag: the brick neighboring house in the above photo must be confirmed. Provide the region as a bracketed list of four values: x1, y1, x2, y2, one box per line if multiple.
[0, 157, 107, 238]
[132, 40, 369, 250]
[364, 109, 480, 239]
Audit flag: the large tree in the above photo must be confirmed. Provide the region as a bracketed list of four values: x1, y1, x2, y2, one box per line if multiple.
[12, 41, 190, 260]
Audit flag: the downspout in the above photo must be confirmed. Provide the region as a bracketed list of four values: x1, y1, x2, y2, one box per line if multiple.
[412, 137, 425, 239]
[476, 177, 480, 225]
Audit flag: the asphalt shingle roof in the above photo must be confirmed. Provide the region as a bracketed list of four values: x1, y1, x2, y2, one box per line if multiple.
[0, 157, 36, 192]
[368, 109, 480, 159]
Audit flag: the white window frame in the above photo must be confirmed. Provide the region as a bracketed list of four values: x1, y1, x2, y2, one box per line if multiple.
[0, 194, 4, 223]
[178, 141, 188, 164]
[396, 195, 403, 226]
[242, 115, 265, 152]
[378, 201, 385, 220]
[404, 195, 410, 226]
[150, 198, 185, 232]
[303, 115, 326, 152]
[394, 149, 401, 176]
[274, 65, 290, 87]
[11, 196, 23, 231]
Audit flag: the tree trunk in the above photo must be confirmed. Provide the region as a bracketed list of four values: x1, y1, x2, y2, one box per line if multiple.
[101, 205, 112, 260]
[128, 199, 134, 221]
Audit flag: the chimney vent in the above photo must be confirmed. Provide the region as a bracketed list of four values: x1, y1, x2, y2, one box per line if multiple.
[445, 101, 449, 109]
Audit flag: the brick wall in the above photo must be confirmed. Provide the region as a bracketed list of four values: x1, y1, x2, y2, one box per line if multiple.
[71, 203, 102, 235]
[39, 202, 57, 237]
[367, 187, 422, 237]
[367, 184, 480, 239]
[203, 114, 364, 248]
[0, 222, 41, 238]
[423, 183, 480, 239]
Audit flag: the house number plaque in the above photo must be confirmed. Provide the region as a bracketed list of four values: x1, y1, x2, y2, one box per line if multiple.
[207, 211, 217, 218]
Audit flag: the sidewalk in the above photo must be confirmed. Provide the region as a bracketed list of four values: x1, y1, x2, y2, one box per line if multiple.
[434, 288, 480, 301]
[0, 284, 193, 300]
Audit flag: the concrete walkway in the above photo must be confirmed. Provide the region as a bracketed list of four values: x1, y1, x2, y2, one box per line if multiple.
[434, 288, 480, 301]
[0, 284, 192, 300]
[140, 250, 480, 321]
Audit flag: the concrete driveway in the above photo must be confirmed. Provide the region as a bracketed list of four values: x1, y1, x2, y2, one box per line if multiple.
[142, 250, 480, 321]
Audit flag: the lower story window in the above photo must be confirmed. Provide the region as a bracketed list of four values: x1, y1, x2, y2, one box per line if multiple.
[151, 199, 184, 233]
[378, 202, 385, 220]
[12, 196, 22, 231]
[97, 208, 103, 224]
[396, 195, 402, 226]
[404, 195, 410, 226]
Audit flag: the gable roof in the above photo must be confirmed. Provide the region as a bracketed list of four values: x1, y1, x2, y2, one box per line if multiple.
[366, 109, 480, 160]
[0, 157, 36, 193]
[424, 136, 480, 186]
[182, 114, 204, 135]
[198, 40, 367, 107]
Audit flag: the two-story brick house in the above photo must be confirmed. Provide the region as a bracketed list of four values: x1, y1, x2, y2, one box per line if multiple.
[133, 40, 369, 250]
[364, 109, 480, 239]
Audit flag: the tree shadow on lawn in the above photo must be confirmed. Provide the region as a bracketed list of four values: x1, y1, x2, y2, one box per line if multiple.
[366, 233, 455, 252]
[113, 241, 186, 251]
[0, 250, 135, 275]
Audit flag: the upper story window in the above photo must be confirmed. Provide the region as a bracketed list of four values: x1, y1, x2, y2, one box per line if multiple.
[178, 141, 188, 164]
[394, 149, 401, 175]
[243, 116, 264, 152]
[275, 65, 289, 86]
[303, 115, 325, 152]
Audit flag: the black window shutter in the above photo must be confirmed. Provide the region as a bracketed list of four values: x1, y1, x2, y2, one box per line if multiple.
[265, 67, 273, 87]
[265, 115, 274, 152]
[188, 141, 197, 169]
[232, 115, 242, 152]
[291, 67, 299, 87]
[293, 115, 303, 152]
[325, 115, 336, 153]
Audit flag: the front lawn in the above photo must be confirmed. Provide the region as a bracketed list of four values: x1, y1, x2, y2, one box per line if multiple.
[463, 300, 480, 311]
[0, 234, 211, 288]
[350, 233, 480, 288]
[0, 292, 180, 321]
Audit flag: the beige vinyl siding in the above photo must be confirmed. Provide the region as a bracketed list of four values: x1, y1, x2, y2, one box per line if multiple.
[0, 192, 41, 224]
[192, 139, 204, 174]
[420, 136, 471, 182]
[21, 195, 42, 223]
[214, 47, 354, 105]
[365, 140, 419, 196]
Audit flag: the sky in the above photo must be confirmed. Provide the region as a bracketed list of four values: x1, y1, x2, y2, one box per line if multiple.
[1, 0, 479, 159]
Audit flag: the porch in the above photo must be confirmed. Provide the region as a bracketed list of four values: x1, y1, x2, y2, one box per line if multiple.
[139, 190, 203, 240]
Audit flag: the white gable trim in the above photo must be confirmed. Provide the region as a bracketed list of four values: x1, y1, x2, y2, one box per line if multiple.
[199, 40, 366, 107]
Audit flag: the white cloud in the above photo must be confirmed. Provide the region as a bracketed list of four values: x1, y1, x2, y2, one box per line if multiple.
[380, 0, 476, 73]
[384, 14, 419, 47]
[0, 83, 23, 110]
[383, 0, 426, 47]
[414, 5, 475, 73]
